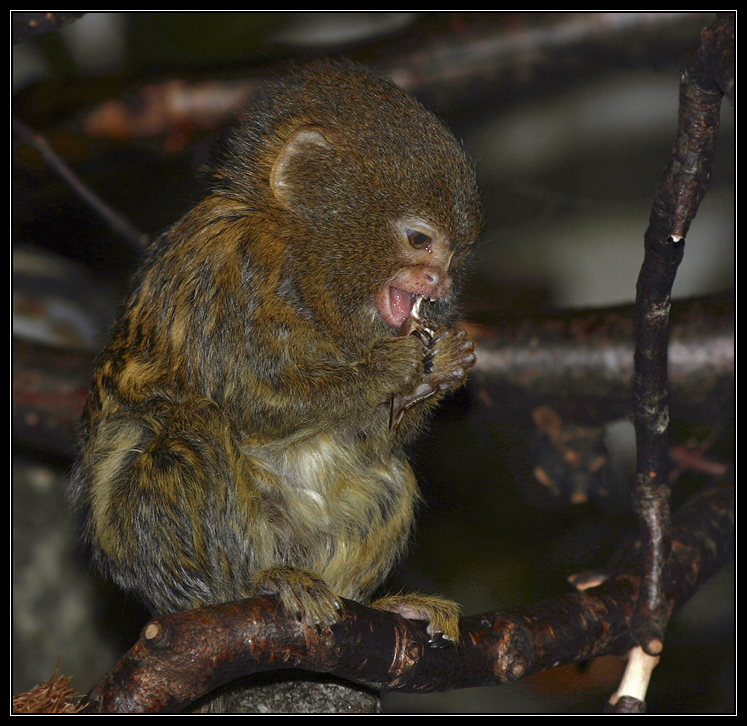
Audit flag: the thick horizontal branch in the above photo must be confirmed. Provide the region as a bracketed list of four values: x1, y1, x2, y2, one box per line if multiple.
[370, 12, 717, 116]
[468, 293, 734, 426]
[13, 13, 714, 155]
[12, 293, 733, 460]
[82, 481, 732, 714]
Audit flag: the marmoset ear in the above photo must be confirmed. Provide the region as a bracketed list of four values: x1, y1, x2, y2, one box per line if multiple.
[270, 124, 341, 209]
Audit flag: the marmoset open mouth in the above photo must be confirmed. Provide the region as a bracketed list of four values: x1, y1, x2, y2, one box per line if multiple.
[377, 287, 432, 329]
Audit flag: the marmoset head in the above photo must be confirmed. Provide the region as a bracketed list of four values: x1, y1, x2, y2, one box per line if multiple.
[213, 60, 482, 338]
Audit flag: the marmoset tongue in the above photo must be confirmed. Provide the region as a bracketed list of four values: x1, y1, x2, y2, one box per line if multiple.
[389, 287, 416, 328]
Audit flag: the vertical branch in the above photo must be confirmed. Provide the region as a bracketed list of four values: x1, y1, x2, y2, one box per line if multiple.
[631, 15, 732, 659]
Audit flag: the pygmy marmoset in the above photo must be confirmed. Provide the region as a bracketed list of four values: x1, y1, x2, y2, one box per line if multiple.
[71, 60, 483, 646]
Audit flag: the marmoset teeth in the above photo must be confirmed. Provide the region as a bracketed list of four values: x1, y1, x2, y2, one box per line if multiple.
[412, 295, 424, 320]
[398, 297, 438, 345]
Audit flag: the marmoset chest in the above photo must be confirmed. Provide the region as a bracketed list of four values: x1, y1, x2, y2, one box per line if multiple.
[238, 430, 419, 600]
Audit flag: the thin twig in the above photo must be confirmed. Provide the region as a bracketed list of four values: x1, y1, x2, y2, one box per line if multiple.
[13, 117, 148, 251]
[606, 646, 659, 713]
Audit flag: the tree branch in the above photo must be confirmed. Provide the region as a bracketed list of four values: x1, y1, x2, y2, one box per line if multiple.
[12, 292, 733, 462]
[13, 13, 715, 154]
[630, 13, 732, 657]
[468, 293, 734, 427]
[12, 118, 148, 252]
[80, 481, 732, 713]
